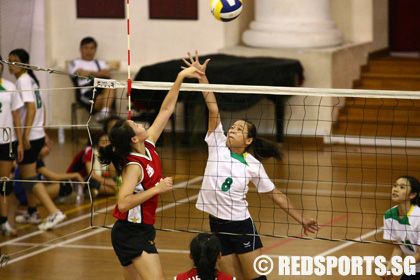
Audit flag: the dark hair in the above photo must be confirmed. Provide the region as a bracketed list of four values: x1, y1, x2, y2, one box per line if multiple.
[80, 37, 97, 48]
[399, 175, 420, 205]
[98, 119, 134, 174]
[244, 120, 282, 161]
[103, 116, 122, 134]
[190, 233, 221, 280]
[9, 49, 40, 87]
[93, 131, 108, 147]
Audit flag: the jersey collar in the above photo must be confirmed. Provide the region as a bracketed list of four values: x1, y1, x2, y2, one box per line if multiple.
[131, 148, 152, 161]
[231, 152, 249, 166]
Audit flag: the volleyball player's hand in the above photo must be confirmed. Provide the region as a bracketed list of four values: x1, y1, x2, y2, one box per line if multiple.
[302, 217, 320, 235]
[178, 66, 205, 80]
[182, 50, 210, 75]
[16, 142, 24, 163]
[23, 134, 31, 150]
[156, 177, 174, 194]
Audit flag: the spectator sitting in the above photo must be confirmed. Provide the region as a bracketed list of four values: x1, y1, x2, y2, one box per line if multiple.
[14, 143, 84, 224]
[67, 132, 118, 197]
[68, 36, 115, 121]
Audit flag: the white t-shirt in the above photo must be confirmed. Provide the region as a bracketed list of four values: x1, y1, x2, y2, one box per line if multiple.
[0, 78, 24, 144]
[383, 204, 420, 272]
[196, 123, 275, 221]
[68, 58, 109, 95]
[15, 73, 45, 141]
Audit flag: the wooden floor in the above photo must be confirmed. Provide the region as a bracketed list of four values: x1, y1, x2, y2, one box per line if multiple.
[0, 130, 412, 279]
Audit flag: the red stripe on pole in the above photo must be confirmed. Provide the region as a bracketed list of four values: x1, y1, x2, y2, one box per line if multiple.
[128, 49, 130, 65]
[128, 79, 132, 120]
[127, 19, 130, 34]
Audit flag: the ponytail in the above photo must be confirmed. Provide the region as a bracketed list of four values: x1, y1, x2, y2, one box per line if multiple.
[190, 233, 221, 280]
[98, 119, 134, 174]
[27, 69, 40, 87]
[245, 120, 282, 161]
[9, 49, 40, 87]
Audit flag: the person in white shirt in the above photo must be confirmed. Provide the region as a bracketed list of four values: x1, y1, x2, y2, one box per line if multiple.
[0, 54, 24, 236]
[383, 176, 420, 280]
[8, 49, 66, 231]
[68, 37, 115, 121]
[184, 51, 319, 280]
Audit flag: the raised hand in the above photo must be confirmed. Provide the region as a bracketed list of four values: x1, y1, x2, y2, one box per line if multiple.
[179, 65, 205, 80]
[182, 50, 210, 74]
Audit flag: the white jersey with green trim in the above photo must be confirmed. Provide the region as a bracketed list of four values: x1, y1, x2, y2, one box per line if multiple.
[15, 73, 45, 140]
[196, 122, 275, 221]
[0, 78, 23, 144]
[383, 204, 420, 272]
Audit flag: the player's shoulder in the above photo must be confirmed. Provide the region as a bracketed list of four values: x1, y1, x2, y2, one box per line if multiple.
[1, 78, 16, 91]
[384, 205, 398, 220]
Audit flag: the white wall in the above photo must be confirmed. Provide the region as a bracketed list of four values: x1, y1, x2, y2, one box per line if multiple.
[44, 0, 235, 71]
[42, 0, 389, 128]
[332, 0, 388, 52]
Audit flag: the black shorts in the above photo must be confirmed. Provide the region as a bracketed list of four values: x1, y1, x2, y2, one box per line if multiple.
[111, 220, 158, 266]
[400, 273, 420, 279]
[20, 138, 45, 164]
[209, 215, 263, 256]
[0, 141, 18, 161]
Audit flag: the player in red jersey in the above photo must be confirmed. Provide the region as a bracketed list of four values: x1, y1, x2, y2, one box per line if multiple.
[98, 65, 204, 280]
[175, 233, 235, 280]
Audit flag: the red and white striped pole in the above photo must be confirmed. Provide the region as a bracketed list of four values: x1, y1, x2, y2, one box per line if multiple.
[126, 0, 132, 120]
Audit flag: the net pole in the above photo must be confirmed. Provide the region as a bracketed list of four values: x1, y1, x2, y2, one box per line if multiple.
[126, 0, 132, 120]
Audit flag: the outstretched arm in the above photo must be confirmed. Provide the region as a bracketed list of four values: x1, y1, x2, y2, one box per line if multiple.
[182, 51, 220, 134]
[267, 188, 319, 235]
[147, 65, 204, 143]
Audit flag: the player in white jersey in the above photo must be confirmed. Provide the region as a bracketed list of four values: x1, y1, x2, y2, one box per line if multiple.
[8, 49, 66, 231]
[383, 176, 420, 279]
[183, 51, 319, 280]
[0, 55, 24, 236]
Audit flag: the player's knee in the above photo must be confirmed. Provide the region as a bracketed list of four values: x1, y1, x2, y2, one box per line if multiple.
[21, 176, 39, 193]
[1, 181, 14, 196]
[252, 276, 267, 280]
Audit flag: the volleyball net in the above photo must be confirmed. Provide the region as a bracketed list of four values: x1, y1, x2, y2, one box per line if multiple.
[2, 60, 419, 262]
[118, 80, 420, 244]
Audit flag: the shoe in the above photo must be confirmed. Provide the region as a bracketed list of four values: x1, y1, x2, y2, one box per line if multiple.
[16, 211, 41, 224]
[0, 222, 17, 237]
[38, 211, 67, 231]
[95, 108, 110, 122]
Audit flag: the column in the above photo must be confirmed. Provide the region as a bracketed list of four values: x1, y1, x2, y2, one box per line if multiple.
[243, 0, 343, 48]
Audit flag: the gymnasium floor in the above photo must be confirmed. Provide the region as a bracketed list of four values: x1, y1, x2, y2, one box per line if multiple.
[0, 130, 410, 279]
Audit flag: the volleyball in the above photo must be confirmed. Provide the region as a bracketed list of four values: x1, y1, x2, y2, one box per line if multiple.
[210, 0, 243, 22]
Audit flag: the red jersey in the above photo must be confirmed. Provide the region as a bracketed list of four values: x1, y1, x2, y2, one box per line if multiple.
[175, 268, 235, 280]
[113, 140, 162, 225]
[67, 146, 93, 177]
